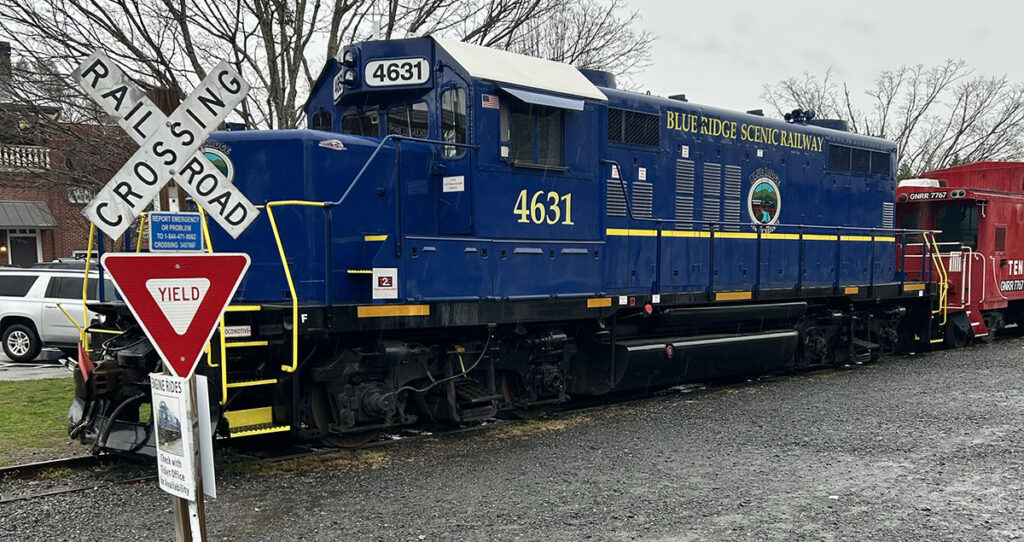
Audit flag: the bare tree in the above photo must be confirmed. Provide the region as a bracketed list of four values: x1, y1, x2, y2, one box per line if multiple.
[0, 0, 651, 131]
[761, 61, 1024, 177]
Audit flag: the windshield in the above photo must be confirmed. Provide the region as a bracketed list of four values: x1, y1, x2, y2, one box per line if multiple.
[934, 204, 978, 250]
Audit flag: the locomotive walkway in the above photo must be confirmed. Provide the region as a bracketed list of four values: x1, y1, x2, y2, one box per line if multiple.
[4, 336, 1024, 540]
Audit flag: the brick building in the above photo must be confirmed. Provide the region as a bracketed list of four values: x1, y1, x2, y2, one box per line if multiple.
[0, 41, 124, 266]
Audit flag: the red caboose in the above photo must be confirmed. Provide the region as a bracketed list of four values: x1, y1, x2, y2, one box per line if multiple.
[896, 161, 1024, 343]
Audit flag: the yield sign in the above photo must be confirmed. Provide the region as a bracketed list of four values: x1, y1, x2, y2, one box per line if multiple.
[101, 253, 251, 379]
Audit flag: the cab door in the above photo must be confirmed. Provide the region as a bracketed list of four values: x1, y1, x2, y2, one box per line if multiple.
[436, 85, 472, 234]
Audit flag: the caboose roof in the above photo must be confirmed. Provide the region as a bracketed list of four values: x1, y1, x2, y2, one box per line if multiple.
[433, 37, 607, 102]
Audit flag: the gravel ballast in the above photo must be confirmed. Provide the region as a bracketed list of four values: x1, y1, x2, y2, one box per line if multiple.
[3, 337, 1024, 541]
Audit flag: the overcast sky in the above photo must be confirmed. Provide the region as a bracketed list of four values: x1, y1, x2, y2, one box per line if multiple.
[629, 0, 1024, 116]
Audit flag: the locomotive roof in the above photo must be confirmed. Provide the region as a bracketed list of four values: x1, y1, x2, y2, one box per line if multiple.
[599, 87, 896, 152]
[432, 37, 606, 102]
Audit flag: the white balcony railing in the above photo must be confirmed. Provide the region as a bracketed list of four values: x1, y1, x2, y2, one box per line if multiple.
[0, 144, 51, 170]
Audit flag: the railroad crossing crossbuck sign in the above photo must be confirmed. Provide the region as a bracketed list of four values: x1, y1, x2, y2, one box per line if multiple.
[73, 51, 259, 240]
[101, 253, 251, 379]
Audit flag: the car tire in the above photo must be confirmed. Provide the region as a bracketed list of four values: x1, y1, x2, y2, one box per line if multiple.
[3, 324, 41, 362]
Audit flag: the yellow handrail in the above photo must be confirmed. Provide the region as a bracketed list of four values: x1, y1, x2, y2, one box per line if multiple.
[266, 200, 327, 373]
[55, 302, 84, 336]
[923, 232, 949, 326]
[81, 224, 95, 350]
[135, 212, 147, 252]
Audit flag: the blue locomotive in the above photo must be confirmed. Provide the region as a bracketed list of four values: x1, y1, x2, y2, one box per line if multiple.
[71, 37, 937, 453]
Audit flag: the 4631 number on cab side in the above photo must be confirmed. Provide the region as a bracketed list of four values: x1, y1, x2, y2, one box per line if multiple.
[514, 190, 574, 225]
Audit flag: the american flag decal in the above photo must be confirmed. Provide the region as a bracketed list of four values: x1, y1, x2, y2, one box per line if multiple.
[481, 94, 500, 109]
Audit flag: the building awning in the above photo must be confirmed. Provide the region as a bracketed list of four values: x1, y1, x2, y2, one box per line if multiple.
[0, 201, 57, 229]
[497, 85, 585, 111]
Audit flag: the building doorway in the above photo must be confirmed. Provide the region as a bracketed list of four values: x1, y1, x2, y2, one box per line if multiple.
[7, 229, 41, 267]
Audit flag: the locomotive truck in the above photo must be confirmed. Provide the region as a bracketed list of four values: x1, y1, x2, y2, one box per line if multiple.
[69, 36, 943, 455]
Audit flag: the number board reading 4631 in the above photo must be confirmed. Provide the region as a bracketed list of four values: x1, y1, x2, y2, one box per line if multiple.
[101, 253, 250, 379]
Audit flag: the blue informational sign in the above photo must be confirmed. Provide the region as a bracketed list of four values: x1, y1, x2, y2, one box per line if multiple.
[149, 212, 204, 252]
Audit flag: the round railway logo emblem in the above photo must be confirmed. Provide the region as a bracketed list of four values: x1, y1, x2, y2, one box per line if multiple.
[748, 178, 781, 226]
[203, 147, 234, 182]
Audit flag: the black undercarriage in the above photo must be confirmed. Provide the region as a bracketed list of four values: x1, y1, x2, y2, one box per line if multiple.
[68, 285, 935, 456]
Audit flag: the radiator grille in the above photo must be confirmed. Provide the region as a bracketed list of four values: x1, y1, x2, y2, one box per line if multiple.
[606, 179, 627, 217]
[703, 163, 721, 229]
[882, 202, 894, 229]
[723, 165, 742, 231]
[632, 181, 653, 219]
[675, 160, 695, 229]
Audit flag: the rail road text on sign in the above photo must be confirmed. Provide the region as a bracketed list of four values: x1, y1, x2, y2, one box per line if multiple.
[1001, 279, 1024, 292]
[73, 50, 259, 239]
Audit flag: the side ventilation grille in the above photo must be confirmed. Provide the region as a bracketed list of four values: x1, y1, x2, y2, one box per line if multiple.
[606, 179, 627, 217]
[882, 202, 894, 229]
[703, 163, 722, 230]
[723, 165, 742, 231]
[632, 181, 653, 219]
[675, 160, 695, 229]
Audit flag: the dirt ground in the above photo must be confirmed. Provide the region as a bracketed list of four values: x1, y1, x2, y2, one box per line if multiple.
[4, 337, 1024, 541]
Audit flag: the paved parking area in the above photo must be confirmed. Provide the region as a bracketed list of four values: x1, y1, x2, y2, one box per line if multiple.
[0, 350, 72, 381]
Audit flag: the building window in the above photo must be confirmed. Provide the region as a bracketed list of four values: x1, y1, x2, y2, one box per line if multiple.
[387, 102, 429, 138]
[503, 101, 564, 168]
[68, 186, 93, 204]
[995, 226, 1007, 252]
[341, 111, 380, 137]
[441, 87, 467, 158]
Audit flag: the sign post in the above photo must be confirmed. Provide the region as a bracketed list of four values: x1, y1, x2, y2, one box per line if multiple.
[104, 253, 250, 541]
[73, 49, 258, 542]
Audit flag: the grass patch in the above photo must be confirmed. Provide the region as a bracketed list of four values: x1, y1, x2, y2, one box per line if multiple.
[487, 415, 589, 440]
[0, 378, 75, 463]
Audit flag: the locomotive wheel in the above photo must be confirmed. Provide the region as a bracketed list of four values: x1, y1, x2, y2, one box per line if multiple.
[310, 385, 379, 448]
[500, 373, 547, 420]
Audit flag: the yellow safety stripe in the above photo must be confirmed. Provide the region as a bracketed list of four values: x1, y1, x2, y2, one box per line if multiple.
[357, 304, 431, 318]
[716, 291, 752, 301]
[844, 287, 859, 294]
[224, 406, 274, 427]
[347, 269, 373, 274]
[662, 230, 711, 238]
[225, 305, 262, 312]
[587, 297, 612, 308]
[364, 234, 388, 242]
[904, 283, 926, 291]
[606, 229, 895, 242]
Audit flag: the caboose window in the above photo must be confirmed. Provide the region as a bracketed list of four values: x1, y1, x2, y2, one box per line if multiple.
[342, 111, 379, 137]
[441, 87, 467, 158]
[387, 102, 429, 138]
[935, 204, 979, 250]
[504, 102, 564, 168]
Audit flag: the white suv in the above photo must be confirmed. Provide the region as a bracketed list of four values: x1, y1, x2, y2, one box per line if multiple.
[0, 266, 116, 361]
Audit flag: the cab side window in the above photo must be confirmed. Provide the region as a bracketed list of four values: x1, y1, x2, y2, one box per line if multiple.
[502, 101, 564, 168]
[441, 87, 467, 158]
[342, 111, 380, 137]
[311, 111, 333, 131]
[388, 102, 429, 138]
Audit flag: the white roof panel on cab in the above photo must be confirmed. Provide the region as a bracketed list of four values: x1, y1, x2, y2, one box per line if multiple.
[897, 179, 942, 188]
[433, 37, 607, 102]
